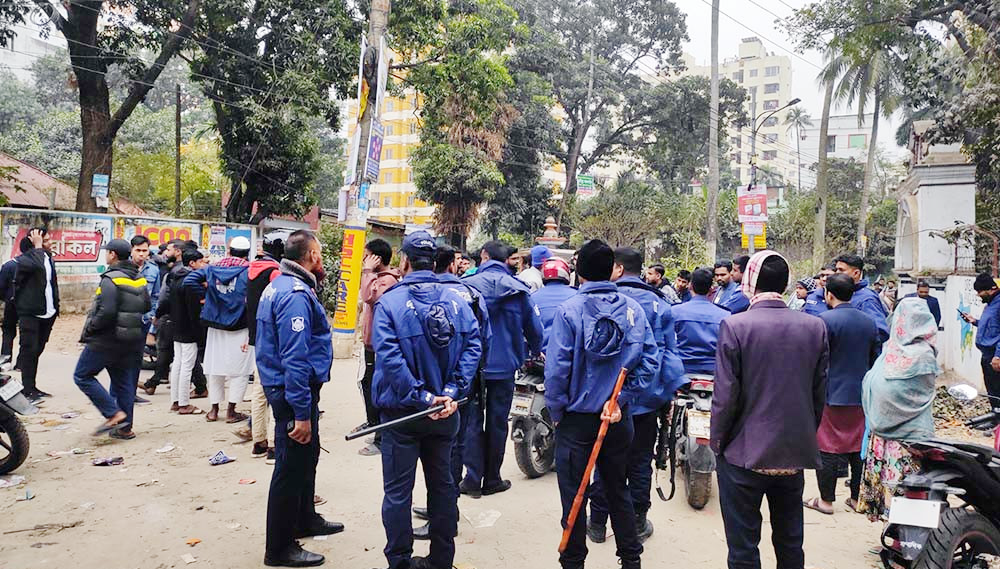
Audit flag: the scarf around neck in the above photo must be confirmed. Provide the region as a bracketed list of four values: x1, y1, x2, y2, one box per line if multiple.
[742, 249, 789, 306]
[280, 259, 317, 290]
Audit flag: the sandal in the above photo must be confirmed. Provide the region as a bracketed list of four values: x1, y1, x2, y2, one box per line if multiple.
[803, 497, 834, 515]
[226, 412, 249, 424]
[845, 498, 859, 512]
[94, 418, 129, 436]
[178, 406, 204, 415]
[110, 429, 136, 440]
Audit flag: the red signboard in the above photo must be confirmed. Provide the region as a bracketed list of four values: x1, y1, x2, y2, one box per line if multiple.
[737, 184, 768, 223]
[12, 228, 105, 263]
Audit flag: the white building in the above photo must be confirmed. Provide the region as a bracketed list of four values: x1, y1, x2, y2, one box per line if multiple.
[0, 15, 66, 84]
[797, 113, 877, 188]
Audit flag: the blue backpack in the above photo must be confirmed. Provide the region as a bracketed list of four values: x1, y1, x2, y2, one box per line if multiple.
[404, 284, 457, 349]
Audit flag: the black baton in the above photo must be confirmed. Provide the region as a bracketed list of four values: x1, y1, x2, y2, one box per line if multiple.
[345, 397, 469, 441]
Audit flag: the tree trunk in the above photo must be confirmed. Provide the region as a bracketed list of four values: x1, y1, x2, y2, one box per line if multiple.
[812, 78, 834, 271]
[856, 93, 881, 256]
[557, 127, 585, 229]
[705, 0, 720, 262]
[796, 125, 803, 193]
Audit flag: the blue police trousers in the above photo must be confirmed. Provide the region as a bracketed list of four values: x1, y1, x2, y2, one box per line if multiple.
[589, 410, 659, 525]
[462, 375, 514, 489]
[556, 412, 641, 569]
[381, 412, 459, 569]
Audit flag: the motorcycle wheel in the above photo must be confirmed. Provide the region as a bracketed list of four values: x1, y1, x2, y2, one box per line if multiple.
[912, 508, 1000, 569]
[0, 410, 29, 475]
[682, 455, 713, 510]
[514, 420, 555, 479]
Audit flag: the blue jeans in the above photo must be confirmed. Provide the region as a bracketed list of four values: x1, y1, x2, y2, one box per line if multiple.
[462, 376, 514, 488]
[73, 346, 142, 427]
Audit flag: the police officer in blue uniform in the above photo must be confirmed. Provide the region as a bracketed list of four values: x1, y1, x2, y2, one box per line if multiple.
[532, 258, 578, 352]
[802, 265, 835, 316]
[462, 240, 543, 497]
[256, 230, 342, 568]
[672, 268, 731, 375]
[588, 247, 686, 544]
[372, 232, 482, 569]
[545, 240, 659, 569]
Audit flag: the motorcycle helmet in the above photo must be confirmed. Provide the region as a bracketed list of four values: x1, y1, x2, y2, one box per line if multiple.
[541, 258, 571, 284]
[262, 229, 291, 261]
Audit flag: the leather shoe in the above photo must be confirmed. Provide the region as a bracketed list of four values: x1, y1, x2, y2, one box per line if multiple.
[482, 480, 511, 496]
[264, 542, 325, 567]
[587, 522, 606, 544]
[412, 506, 429, 520]
[458, 479, 482, 499]
[294, 517, 345, 538]
[413, 521, 430, 541]
[410, 556, 436, 569]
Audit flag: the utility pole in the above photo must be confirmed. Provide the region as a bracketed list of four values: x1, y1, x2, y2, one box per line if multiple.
[332, 0, 391, 359]
[174, 83, 181, 218]
[706, 0, 720, 263]
[748, 86, 757, 255]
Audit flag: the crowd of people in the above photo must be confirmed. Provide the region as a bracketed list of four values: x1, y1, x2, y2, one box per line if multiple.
[3, 224, 999, 569]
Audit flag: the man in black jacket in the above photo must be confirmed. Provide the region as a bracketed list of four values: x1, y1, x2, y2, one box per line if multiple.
[156, 248, 208, 414]
[15, 228, 59, 401]
[74, 239, 151, 439]
[0, 253, 19, 369]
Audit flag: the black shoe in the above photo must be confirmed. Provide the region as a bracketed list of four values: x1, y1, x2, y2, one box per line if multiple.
[458, 479, 482, 499]
[24, 390, 43, 404]
[482, 480, 511, 496]
[134, 395, 151, 405]
[412, 506, 429, 520]
[294, 516, 345, 538]
[410, 556, 437, 569]
[264, 542, 325, 567]
[252, 442, 269, 457]
[413, 521, 430, 541]
[635, 514, 653, 543]
[619, 558, 641, 569]
[34, 389, 53, 398]
[587, 522, 606, 544]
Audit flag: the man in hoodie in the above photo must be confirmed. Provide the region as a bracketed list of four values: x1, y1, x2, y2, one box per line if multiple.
[588, 247, 685, 544]
[531, 258, 577, 352]
[74, 239, 151, 440]
[544, 239, 659, 569]
[184, 236, 253, 423]
[356, 238, 402, 456]
[156, 248, 208, 415]
[15, 228, 59, 402]
[371, 231, 482, 569]
[517, 245, 551, 292]
[462, 240, 543, 496]
[833, 254, 889, 343]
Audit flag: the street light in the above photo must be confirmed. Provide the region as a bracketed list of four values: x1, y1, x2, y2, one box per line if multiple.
[745, 97, 799, 254]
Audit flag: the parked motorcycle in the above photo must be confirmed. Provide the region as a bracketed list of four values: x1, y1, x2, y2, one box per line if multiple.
[509, 359, 555, 478]
[878, 384, 1000, 569]
[0, 373, 38, 474]
[658, 374, 715, 510]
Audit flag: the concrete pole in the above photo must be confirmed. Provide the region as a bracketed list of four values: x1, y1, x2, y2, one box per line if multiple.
[705, 0, 720, 263]
[175, 83, 181, 218]
[748, 86, 757, 255]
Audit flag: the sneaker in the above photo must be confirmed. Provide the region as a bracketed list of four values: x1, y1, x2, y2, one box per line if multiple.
[358, 443, 381, 456]
[34, 389, 53, 398]
[265, 448, 275, 465]
[252, 442, 268, 457]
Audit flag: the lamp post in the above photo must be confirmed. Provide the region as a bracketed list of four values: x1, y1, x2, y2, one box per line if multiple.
[746, 97, 800, 254]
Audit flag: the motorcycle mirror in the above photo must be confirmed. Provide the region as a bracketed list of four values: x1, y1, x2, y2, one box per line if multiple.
[947, 384, 979, 402]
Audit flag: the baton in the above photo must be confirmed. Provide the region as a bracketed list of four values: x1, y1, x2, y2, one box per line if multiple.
[344, 397, 469, 441]
[558, 367, 628, 553]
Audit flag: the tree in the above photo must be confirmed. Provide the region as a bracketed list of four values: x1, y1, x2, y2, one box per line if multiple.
[784, 106, 813, 192]
[190, 0, 360, 223]
[0, 0, 202, 212]
[572, 174, 664, 248]
[813, 70, 835, 270]
[0, 71, 42, 132]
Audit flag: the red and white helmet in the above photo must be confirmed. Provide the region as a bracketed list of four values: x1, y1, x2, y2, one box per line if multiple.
[542, 258, 571, 283]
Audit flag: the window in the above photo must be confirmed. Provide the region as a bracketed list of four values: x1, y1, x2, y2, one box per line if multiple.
[383, 148, 394, 160]
[763, 100, 779, 110]
[386, 100, 394, 112]
[382, 196, 391, 208]
[749, 69, 758, 78]
[732, 71, 743, 82]
[407, 195, 415, 207]
[765, 66, 780, 77]
[730, 136, 742, 148]
[732, 169, 742, 180]
[409, 122, 418, 135]
[382, 172, 394, 184]
[764, 133, 778, 143]
[731, 153, 742, 165]
[385, 124, 394, 136]
[407, 171, 414, 182]
[763, 116, 779, 127]
[849, 134, 866, 148]
[762, 150, 777, 161]
[826, 135, 837, 153]
[764, 83, 780, 94]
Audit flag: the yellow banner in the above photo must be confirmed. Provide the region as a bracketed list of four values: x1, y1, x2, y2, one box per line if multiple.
[333, 228, 366, 332]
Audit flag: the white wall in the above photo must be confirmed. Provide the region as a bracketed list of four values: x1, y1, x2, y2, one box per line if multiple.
[914, 167, 976, 273]
[940, 276, 986, 391]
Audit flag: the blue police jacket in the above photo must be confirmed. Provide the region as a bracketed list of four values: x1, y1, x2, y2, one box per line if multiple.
[371, 271, 482, 412]
[851, 279, 889, 344]
[255, 263, 332, 421]
[183, 264, 249, 330]
[714, 280, 740, 306]
[678, 289, 692, 303]
[819, 304, 881, 406]
[543, 281, 658, 423]
[615, 276, 687, 414]
[904, 292, 942, 326]
[464, 260, 543, 380]
[437, 272, 492, 345]
[976, 293, 1000, 359]
[802, 287, 828, 316]
[532, 281, 577, 352]
[672, 295, 730, 374]
[720, 288, 750, 314]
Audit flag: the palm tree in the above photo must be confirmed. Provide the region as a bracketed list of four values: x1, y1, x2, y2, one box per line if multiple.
[813, 75, 834, 271]
[784, 106, 813, 193]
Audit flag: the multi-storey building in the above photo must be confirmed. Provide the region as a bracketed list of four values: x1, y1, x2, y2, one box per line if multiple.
[0, 16, 67, 84]
[796, 113, 878, 188]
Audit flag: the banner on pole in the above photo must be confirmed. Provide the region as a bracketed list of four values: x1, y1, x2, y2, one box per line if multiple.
[741, 222, 766, 249]
[364, 119, 384, 181]
[333, 228, 366, 331]
[737, 184, 768, 223]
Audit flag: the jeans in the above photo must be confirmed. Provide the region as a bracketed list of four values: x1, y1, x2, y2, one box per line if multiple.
[716, 457, 806, 569]
[381, 412, 459, 569]
[556, 412, 641, 569]
[264, 383, 322, 555]
[73, 346, 142, 427]
[360, 347, 380, 444]
[2, 300, 18, 359]
[590, 410, 659, 525]
[983, 355, 1000, 403]
[463, 376, 514, 489]
[19, 315, 54, 392]
[816, 452, 862, 503]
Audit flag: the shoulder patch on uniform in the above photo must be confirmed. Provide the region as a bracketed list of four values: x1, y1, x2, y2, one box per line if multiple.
[291, 316, 305, 332]
[262, 283, 276, 300]
[293, 281, 306, 292]
[627, 306, 636, 327]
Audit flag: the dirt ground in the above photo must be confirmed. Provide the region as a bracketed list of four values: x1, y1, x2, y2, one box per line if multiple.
[0, 315, 918, 569]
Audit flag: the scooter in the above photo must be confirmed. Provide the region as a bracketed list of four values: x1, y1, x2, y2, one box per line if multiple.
[658, 374, 716, 510]
[878, 384, 1000, 569]
[0, 373, 38, 474]
[509, 359, 555, 478]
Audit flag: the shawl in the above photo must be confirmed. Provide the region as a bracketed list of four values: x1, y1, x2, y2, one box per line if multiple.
[742, 249, 788, 306]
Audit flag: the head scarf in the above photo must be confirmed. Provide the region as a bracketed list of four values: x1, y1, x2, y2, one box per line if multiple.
[883, 297, 941, 379]
[742, 249, 789, 305]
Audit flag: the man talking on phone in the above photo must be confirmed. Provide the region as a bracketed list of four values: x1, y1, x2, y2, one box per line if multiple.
[962, 274, 1000, 404]
[256, 230, 343, 567]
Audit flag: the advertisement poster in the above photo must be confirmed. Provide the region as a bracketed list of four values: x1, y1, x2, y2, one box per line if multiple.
[576, 174, 595, 198]
[737, 184, 768, 223]
[364, 119, 385, 182]
[115, 219, 199, 247]
[333, 228, 366, 331]
[208, 225, 228, 258]
[5, 212, 112, 265]
[740, 223, 767, 249]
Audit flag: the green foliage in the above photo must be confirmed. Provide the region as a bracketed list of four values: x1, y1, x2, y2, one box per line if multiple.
[0, 70, 42, 132]
[0, 106, 81, 182]
[412, 141, 505, 240]
[317, 220, 344, 312]
[571, 174, 664, 248]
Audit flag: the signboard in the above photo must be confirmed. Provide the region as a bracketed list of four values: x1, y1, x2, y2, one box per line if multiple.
[115, 220, 199, 247]
[7, 215, 112, 265]
[333, 228, 366, 331]
[208, 225, 227, 258]
[364, 119, 385, 181]
[91, 174, 109, 198]
[358, 182, 371, 213]
[344, 127, 361, 186]
[576, 174, 595, 198]
[375, 36, 389, 116]
[737, 184, 768, 223]
[741, 223, 767, 249]
[355, 35, 369, 124]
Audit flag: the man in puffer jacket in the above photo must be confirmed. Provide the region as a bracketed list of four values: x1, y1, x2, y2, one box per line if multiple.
[74, 239, 151, 440]
[183, 237, 253, 423]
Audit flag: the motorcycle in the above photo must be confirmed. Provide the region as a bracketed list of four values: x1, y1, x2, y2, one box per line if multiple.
[0, 373, 38, 474]
[878, 384, 1000, 569]
[509, 359, 555, 478]
[658, 374, 716, 510]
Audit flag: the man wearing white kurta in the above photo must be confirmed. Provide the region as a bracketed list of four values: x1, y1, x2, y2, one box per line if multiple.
[182, 237, 253, 423]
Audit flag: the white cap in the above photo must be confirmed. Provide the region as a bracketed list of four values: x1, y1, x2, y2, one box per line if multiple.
[230, 236, 251, 251]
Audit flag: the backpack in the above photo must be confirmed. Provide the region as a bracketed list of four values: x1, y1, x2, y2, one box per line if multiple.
[581, 293, 630, 360]
[403, 283, 457, 349]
